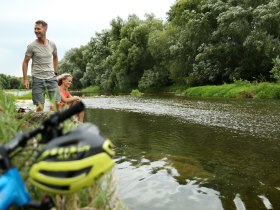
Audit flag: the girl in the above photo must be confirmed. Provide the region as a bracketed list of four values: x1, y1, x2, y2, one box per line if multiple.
[57, 73, 84, 122]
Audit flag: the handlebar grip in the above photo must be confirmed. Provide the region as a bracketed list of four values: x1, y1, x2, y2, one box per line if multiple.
[55, 101, 85, 123]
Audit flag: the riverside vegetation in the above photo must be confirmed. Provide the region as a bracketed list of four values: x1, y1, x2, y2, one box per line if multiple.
[0, 88, 127, 210]
[7, 80, 280, 100]
[167, 80, 280, 99]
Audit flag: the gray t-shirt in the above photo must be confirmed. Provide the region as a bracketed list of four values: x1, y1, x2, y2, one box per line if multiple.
[25, 40, 57, 79]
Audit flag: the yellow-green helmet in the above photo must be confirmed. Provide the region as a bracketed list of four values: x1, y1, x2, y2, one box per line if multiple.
[29, 123, 115, 194]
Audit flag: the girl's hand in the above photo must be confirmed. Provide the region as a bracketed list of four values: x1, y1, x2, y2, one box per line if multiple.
[73, 96, 80, 101]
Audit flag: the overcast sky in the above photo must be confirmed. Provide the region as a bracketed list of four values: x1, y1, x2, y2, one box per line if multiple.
[0, 0, 175, 77]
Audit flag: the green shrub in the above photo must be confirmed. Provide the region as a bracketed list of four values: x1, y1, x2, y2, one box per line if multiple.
[130, 89, 143, 97]
[270, 56, 280, 82]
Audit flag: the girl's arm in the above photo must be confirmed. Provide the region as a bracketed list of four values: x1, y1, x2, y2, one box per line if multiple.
[60, 92, 80, 103]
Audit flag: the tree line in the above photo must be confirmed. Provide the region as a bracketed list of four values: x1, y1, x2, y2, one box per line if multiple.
[0, 74, 24, 89]
[2, 0, 280, 93]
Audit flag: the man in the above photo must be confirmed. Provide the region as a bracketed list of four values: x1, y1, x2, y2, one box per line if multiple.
[22, 20, 60, 112]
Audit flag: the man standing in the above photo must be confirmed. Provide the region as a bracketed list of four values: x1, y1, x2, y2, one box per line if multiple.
[22, 20, 60, 112]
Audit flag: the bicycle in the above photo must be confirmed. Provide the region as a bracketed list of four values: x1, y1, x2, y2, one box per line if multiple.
[0, 101, 115, 210]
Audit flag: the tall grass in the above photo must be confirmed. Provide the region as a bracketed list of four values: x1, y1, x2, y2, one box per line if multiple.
[184, 81, 280, 99]
[0, 88, 31, 142]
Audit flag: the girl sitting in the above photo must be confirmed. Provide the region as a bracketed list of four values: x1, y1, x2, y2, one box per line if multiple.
[57, 73, 84, 122]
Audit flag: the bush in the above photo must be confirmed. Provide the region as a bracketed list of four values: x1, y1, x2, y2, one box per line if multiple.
[130, 89, 143, 97]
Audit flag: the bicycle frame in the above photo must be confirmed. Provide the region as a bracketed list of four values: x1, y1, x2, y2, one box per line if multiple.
[0, 167, 31, 209]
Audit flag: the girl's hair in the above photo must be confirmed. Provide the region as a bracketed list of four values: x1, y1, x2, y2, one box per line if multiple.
[57, 73, 72, 86]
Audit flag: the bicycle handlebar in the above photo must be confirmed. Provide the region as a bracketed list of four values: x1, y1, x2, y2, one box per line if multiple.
[4, 101, 85, 156]
[43, 100, 85, 126]
[57, 100, 85, 123]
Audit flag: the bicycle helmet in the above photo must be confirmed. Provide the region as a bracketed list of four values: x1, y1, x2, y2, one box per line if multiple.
[29, 123, 115, 194]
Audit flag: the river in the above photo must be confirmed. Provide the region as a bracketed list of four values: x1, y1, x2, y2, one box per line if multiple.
[80, 95, 280, 210]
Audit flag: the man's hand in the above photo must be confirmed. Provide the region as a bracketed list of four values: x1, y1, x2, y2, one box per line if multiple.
[23, 79, 30, 89]
[22, 55, 31, 88]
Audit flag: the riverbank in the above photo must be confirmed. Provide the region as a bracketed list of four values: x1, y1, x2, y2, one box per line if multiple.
[165, 80, 280, 100]
[6, 80, 280, 101]
[77, 80, 280, 100]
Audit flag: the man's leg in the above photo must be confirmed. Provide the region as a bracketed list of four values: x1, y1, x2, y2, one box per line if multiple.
[46, 77, 61, 111]
[32, 77, 45, 112]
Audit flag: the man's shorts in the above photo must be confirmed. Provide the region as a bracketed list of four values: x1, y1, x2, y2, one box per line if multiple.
[32, 76, 61, 105]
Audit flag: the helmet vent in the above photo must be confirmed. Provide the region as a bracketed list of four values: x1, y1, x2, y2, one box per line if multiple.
[35, 179, 70, 191]
[40, 166, 92, 178]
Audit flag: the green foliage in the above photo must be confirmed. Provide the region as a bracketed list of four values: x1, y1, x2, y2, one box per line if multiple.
[138, 69, 163, 90]
[130, 89, 143, 97]
[168, 0, 280, 86]
[0, 89, 28, 143]
[184, 81, 280, 99]
[0, 74, 23, 89]
[81, 85, 100, 93]
[138, 70, 155, 90]
[270, 56, 280, 82]
[254, 82, 280, 99]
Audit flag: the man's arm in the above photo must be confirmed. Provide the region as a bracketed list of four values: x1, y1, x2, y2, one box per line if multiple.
[53, 52, 58, 75]
[22, 55, 31, 89]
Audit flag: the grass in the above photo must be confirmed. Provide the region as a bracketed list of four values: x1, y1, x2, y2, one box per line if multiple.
[0, 89, 27, 142]
[184, 81, 280, 99]
[164, 84, 188, 93]
[81, 86, 100, 93]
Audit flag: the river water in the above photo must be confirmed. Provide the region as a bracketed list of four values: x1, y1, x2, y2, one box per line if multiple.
[82, 95, 280, 210]
[25, 94, 280, 210]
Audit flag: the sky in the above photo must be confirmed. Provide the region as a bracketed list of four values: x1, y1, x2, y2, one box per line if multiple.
[0, 0, 175, 77]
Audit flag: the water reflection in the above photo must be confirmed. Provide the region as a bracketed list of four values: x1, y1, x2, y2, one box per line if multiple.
[115, 157, 223, 210]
